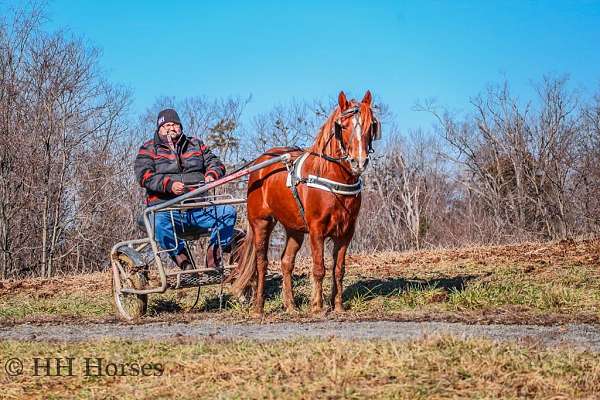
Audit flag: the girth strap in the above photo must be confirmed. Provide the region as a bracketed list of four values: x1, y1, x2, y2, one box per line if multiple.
[305, 174, 362, 195]
[284, 153, 309, 226]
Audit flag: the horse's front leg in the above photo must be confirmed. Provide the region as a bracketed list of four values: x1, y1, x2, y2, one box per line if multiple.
[308, 232, 326, 314]
[331, 238, 350, 313]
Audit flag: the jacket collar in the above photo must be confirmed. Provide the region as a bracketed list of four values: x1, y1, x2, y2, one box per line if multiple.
[153, 131, 188, 150]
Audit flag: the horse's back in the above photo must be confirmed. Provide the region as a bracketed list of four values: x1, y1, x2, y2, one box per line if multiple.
[246, 147, 306, 229]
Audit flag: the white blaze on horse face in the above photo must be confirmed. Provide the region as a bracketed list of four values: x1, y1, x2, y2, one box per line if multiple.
[350, 114, 369, 174]
[352, 115, 366, 169]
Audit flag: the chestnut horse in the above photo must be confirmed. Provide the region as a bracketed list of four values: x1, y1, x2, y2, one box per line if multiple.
[230, 90, 380, 316]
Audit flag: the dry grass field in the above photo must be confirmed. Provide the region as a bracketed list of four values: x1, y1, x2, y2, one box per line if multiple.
[1, 238, 599, 325]
[2, 337, 600, 399]
[1, 239, 600, 399]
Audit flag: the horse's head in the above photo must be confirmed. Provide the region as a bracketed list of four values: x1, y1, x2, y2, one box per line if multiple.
[334, 90, 381, 175]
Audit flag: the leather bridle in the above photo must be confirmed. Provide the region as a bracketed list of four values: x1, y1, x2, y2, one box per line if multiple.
[319, 106, 380, 164]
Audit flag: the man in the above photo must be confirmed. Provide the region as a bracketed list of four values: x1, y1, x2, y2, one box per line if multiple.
[134, 108, 237, 270]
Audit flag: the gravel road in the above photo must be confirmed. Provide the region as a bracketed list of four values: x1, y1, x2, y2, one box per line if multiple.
[1, 320, 599, 351]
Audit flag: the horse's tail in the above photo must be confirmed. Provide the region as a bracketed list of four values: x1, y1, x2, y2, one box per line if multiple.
[228, 223, 257, 298]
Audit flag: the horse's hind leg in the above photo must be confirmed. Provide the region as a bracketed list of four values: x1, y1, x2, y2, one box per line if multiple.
[308, 232, 326, 314]
[281, 229, 304, 313]
[331, 237, 350, 313]
[252, 217, 275, 317]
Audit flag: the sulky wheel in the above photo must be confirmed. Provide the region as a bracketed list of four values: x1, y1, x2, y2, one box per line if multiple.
[112, 252, 149, 321]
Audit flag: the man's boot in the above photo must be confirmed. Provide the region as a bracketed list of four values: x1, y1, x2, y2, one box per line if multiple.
[214, 229, 247, 267]
[174, 253, 196, 285]
[174, 253, 194, 271]
[205, 244, 222, 269]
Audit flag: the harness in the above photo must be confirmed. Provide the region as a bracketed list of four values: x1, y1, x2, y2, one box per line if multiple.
[286, 153, 363, 194]
[285, 152, 362, 224]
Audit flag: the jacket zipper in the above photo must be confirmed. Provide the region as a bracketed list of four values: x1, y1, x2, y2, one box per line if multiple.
[175, 138, 183, 183]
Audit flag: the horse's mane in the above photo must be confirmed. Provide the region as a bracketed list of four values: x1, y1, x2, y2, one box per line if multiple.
[308, 106, 342, 155]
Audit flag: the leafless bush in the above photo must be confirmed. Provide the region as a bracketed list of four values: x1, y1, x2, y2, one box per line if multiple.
[418, 77, 598, 243]
[0, 3, 131, 278]
[352, 131, 449, 251]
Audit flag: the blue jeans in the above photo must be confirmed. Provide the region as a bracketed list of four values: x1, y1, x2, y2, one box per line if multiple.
[154, 205, 237, 258]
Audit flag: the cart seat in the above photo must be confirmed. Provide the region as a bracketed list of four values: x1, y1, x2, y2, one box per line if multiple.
[136, 214, 210, 241]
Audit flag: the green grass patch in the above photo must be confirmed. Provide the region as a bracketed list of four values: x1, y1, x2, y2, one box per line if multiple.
[447, 280, 594, 311]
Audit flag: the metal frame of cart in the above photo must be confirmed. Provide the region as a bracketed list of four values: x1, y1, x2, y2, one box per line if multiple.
[110, 153, 291, 320]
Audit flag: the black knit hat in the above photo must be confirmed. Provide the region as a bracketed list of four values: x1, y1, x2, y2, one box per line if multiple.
[156, 108, 182, 130]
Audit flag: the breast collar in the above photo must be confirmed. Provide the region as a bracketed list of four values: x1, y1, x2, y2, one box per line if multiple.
[285, 152, 362, 195]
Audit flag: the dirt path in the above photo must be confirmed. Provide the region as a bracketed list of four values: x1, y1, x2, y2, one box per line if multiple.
[1, 320, 599, 351]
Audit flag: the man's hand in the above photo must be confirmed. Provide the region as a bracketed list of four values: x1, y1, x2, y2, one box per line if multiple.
[205, 175, 215, 183]
[172, 181, 185, 195]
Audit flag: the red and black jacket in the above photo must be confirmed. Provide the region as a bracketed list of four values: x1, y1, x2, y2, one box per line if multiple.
[134, 132, 226, 206]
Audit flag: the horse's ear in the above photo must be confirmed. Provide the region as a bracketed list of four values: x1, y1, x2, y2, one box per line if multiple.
[362, 90, 372, 106]
[338, 91, 348, 111]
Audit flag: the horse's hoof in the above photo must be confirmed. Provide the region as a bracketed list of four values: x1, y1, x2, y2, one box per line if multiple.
[311, 307, 327, 318]
[332, 306, 345, 314]
[284, 306, 300, 315]
[250, 309, 264, 320]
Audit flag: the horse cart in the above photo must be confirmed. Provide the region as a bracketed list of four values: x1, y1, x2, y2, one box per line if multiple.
[111, 90, 380, 320]
[110, 153, 291, 321]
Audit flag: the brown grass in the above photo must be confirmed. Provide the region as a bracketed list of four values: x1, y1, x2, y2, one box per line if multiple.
[1, 238, 599, 325]
[1, 336, 600, 399]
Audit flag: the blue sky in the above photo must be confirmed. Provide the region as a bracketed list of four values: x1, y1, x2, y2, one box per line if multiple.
[39, 0, 600, 131]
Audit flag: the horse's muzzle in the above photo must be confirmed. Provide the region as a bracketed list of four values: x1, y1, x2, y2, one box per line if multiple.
[349, 157, 369, 175]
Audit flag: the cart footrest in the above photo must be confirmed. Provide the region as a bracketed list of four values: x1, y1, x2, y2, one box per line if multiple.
[166, 266, 234, 289]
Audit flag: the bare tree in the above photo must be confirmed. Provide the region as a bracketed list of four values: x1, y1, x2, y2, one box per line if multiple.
[249, 99, 321, 154]
[0, 2, 131, 278]
[354, 131, 447, 251]
[419, 77, 587, 242]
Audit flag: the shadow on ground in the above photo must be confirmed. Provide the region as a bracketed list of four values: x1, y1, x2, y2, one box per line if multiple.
[149, 274, 481, 314]
[149, 276, 293, 314]
[149, 299, 183, 315]
[199, 274, 314, 312]
[343, 275, 481, 302]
